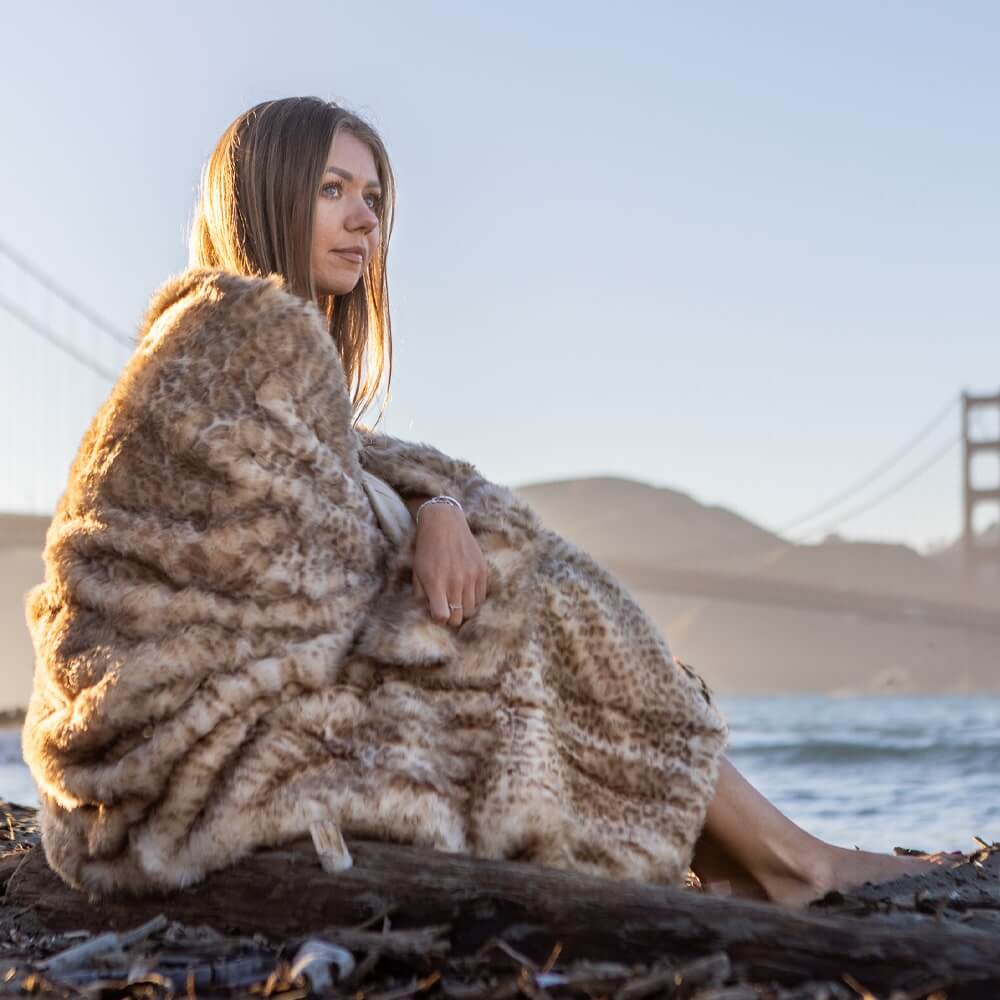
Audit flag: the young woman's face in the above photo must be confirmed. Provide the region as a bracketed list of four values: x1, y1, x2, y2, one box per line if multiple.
[311, 130, 382, 297]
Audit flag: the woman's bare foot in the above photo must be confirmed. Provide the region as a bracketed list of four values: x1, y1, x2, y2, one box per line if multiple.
[693, 757, 968, 909]
[756, 844, 964, 908]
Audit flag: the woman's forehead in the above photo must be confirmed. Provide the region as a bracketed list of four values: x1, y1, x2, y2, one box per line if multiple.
[326, 131, 379, 185]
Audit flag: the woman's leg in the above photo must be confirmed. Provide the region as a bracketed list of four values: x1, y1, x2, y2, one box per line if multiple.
[691, 757, 953, 906]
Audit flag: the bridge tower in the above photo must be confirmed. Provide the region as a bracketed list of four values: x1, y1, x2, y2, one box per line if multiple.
[962, 389, 1000, 586]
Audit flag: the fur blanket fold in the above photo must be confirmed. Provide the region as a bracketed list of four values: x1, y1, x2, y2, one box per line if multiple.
[22, 267, 728, 897]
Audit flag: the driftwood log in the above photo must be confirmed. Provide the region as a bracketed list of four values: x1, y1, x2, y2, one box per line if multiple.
[7, 836, 1000, 998]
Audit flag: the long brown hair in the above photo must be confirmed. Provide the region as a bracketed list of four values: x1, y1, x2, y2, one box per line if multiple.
[188, 97, 395, 427]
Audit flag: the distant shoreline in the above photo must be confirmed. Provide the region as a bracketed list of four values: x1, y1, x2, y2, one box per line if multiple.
[0, 708, 26, 728]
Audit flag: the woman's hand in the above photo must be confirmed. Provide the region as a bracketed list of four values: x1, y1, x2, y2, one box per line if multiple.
[411, 504, 488, 627]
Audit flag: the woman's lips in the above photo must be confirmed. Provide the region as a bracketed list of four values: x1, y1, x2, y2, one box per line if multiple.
[332, 250, 363, 265]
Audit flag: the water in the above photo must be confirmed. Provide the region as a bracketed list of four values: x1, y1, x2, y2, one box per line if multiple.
[4, 695, 1000, 854]
[0, 726, 36, 808]
[717, 695, 1000, 853]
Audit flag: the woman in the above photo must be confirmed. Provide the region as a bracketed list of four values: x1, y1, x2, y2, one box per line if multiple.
[22, 97, 948, 905]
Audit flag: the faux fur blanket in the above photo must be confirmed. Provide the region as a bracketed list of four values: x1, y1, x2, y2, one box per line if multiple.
[22, 268, 729, 896]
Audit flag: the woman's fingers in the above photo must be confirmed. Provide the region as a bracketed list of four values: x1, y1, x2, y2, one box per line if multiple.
[446, 583, 464, 627]
[422, 575, 464, 627]
[428, 583, 452, 624]
[414, 571, 446, 623]
[463, 578, 478, 619]
[421, 575, 474, 627]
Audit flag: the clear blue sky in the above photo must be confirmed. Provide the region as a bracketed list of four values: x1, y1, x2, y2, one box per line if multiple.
[1, 1, 997, 552]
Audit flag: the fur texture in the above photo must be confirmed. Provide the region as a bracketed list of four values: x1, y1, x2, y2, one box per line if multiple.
[22, 268, 728, 897]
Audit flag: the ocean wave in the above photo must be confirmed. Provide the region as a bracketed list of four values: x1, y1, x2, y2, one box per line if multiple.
[0, 731, 23, 766]
[728, 738, 1000, 766]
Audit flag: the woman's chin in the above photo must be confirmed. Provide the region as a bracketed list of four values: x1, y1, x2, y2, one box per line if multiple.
[314, 270, 363, 298]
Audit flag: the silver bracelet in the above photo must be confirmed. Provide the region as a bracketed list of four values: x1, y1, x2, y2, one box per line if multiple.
[415, 495, 463, 525]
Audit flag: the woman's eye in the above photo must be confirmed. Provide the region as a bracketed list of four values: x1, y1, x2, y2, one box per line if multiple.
[320, 183, 379, 212]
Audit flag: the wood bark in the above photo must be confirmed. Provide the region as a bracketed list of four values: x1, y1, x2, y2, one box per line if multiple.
[7, 839, 1000, 997]
[0, 851, 25, 892]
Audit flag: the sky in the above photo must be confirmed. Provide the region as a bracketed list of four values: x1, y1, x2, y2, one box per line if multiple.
[1, 1, 998, 553]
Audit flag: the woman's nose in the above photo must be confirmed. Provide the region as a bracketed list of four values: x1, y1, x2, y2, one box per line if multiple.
[347, 199, 379, 234]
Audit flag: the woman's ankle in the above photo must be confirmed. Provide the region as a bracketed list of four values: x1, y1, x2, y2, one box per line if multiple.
[748, 834, 837, 905]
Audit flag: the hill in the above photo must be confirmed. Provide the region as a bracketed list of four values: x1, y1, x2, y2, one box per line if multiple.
[512, 477, 1000, 694]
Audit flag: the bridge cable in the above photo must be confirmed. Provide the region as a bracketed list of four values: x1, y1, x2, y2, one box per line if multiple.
[0, 236, 135, 349]
[774, 393, 959, 534]
[0, 292, 119, 381]
[790, 433, 960, 543]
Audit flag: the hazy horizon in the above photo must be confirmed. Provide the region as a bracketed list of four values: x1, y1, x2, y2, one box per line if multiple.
[0, 474, 991, 559]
